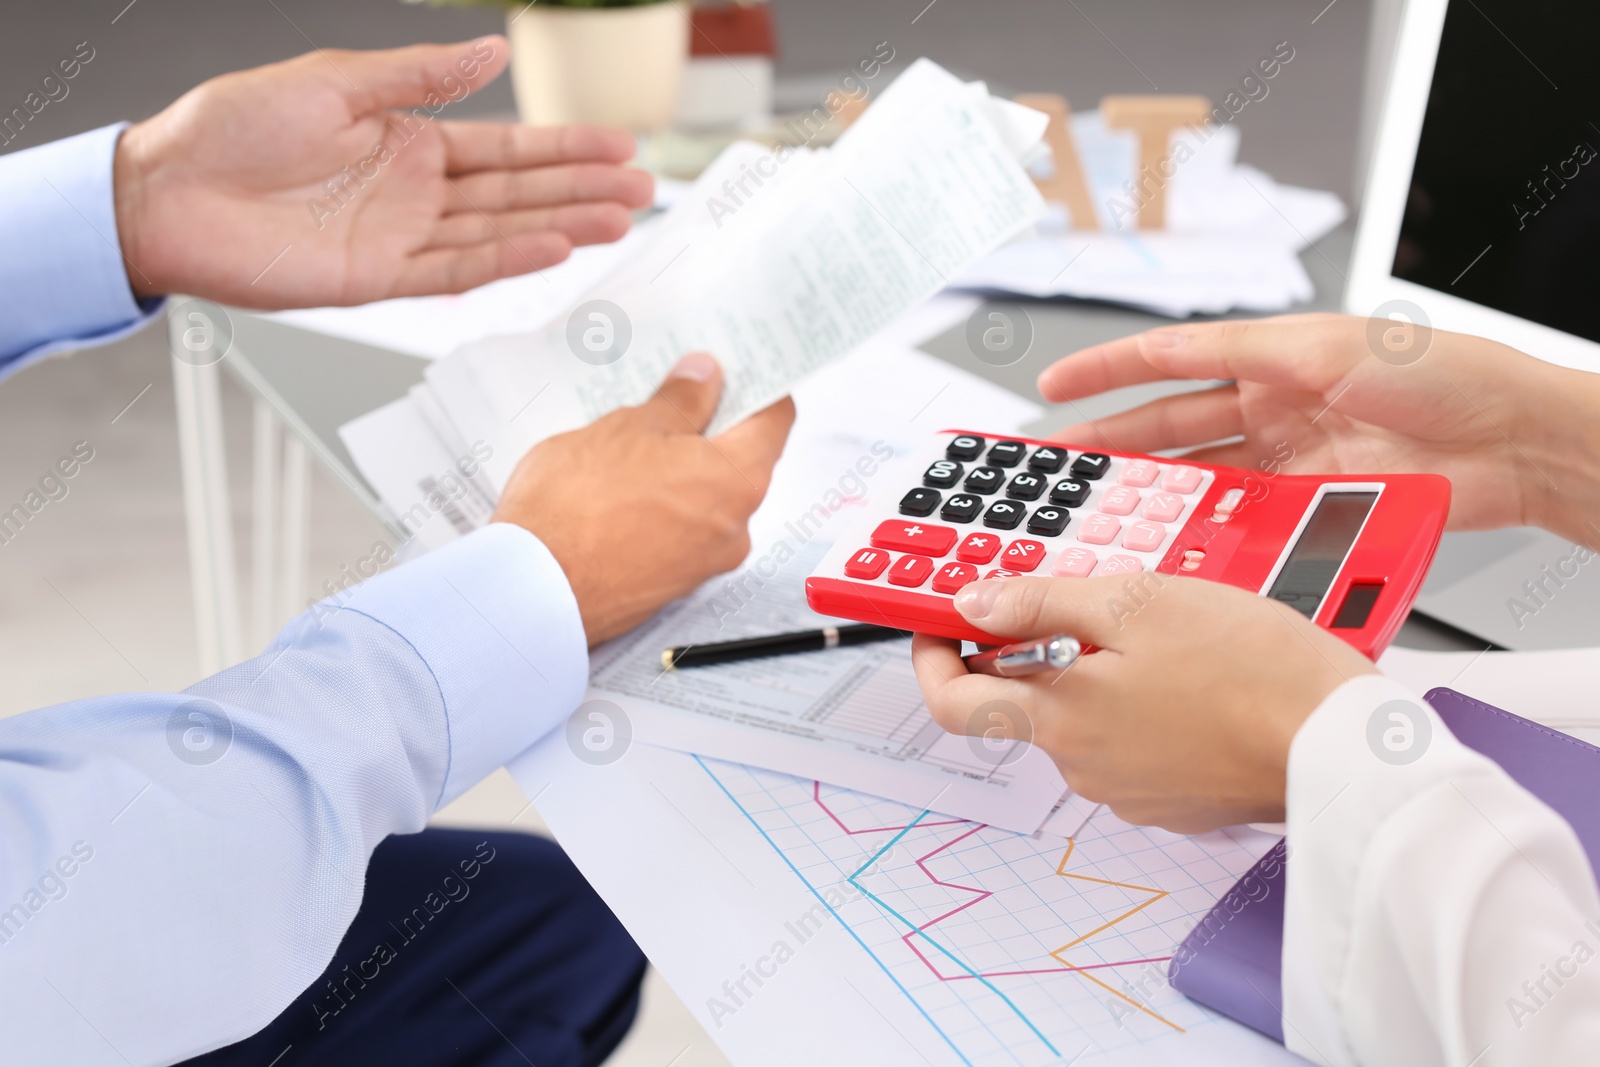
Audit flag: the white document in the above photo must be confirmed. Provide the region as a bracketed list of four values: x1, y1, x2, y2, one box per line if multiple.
[508, 738, 1297, 1067]
[1379, 644, 1600, 746]
[425, 58, 1050, 489]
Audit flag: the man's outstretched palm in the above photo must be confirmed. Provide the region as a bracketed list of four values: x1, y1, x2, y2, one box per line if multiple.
[114, 36, 653, 308]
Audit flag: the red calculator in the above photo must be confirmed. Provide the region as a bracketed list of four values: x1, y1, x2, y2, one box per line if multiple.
[805, 431, 1450, 658]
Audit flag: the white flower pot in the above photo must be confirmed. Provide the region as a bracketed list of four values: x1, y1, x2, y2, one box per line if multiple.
[506, 2, 689, 132]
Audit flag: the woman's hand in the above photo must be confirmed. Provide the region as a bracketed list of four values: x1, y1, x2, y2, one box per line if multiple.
[1035, 313, 1600, 544]
[911, 574, 1376, 833]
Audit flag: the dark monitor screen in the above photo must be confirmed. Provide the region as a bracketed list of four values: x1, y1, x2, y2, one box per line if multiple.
[1392, 0, 1600, 344]
[1267, 492, 1379, 619]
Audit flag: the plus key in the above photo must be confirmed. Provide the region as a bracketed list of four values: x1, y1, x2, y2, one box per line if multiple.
[870, 520, 958, 555]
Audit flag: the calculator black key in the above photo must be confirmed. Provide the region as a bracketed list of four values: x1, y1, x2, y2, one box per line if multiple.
[963, 466, 1004, 495]
[899, 487, 941, 517]
[1049, 478, 1090, 507]
[1071, 452, 1111, 480]
[1028, 446, 1068, 473]
[982, 499, 1026, 530]
[1027, 506, 1071, 536]
[946, 434, 985, 462]
[1005, 472, 1046, 501]
[986, 440, 1026, 467]
[923, 459, 964, 489]
[940, 493, 982, 523]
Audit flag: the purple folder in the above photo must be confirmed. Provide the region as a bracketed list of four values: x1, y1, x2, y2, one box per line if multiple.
[1167, 687, 1600, 1042]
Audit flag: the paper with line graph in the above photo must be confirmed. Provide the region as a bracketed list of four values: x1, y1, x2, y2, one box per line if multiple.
[510, 738, 1299, 1066]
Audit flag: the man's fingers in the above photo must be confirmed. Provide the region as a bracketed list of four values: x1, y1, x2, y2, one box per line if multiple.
[1037, 335, 1175, 402]
[389, 232, 572, 298]
[441, 122, 638, 173]
[1049, 385, 1245, 453]
[911, 633, 1018, 735]
[710, 396, 797, 490]
[338, 37, 509, 115]
[639, 353, 725, 434]
[443, 163, 655, 214]
[428, 203, 633, 250]
[953, 575, 1148, 646]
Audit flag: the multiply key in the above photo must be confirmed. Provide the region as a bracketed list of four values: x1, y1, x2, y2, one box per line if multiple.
[871, 519, 958, 555]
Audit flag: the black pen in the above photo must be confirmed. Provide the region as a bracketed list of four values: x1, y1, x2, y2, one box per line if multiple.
[662, 623, 910, 670]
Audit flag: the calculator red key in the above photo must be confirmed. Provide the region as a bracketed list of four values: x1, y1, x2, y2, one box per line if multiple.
[955, 532, 1001, 564]
[1096, 553, 1144, 576]
[887, 554, 935, 587]
[1141, 491, 1184, 523]
[1077, 513, 1121, 545]
[1121, 519, 1166, 553]
[931, 561, 979, 594]
[871, 520, 958, 556]
[983, 568, 1021, 580]
[843, 547, 891, 579]
[1100, 486, 1141, 515]
[1051, 546, 1098, 577]
[1162, 465, 1203, 493]
[1119, 460, 1160, 487]
[1000, 539, 1045, 571]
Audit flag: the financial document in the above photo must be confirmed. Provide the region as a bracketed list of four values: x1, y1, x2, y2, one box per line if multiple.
[421, 58, 1050, 489]
[509, 737, 1295, 1067]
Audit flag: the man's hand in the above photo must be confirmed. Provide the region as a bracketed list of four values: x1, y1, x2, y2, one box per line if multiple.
[911, 575, 1375, 833]
[492, 353, 795, 645]
[1036, 313, 1600, 541]
[112, 36, 653, 308]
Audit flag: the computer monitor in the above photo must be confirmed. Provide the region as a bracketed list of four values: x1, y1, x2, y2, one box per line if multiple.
[1347, 0, 1600, 370]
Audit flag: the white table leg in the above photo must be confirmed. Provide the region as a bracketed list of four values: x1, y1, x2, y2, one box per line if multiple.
[279, 433, 312, 625]
[170, 310, 243, 675]
[252, 400, 281, 650]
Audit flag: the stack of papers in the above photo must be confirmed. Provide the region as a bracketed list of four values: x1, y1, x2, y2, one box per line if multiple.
[953, 114, 1346, 316]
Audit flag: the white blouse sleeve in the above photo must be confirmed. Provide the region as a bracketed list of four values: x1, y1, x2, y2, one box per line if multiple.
[1282, 674, 1600, 1067]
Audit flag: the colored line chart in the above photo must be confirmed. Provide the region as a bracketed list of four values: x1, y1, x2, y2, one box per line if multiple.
[699, 756, 1278, 1066]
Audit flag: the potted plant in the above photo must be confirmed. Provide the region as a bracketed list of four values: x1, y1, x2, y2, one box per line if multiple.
[409, 0, 688, 131]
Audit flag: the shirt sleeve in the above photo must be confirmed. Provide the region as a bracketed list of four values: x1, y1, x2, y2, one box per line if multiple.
[0, 123, 164, 378]
[0, 522, 588, 1066]
[1282, 674, 1600, 1067]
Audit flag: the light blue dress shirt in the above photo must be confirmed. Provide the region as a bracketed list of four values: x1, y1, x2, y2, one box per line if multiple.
[0, 126, 592, 1065]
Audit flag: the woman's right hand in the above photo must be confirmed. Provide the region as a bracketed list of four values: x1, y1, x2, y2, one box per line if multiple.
[1036, 312, 1600, 543]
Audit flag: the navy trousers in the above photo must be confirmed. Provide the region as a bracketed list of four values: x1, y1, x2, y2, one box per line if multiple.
[181, 829, 646, 1067]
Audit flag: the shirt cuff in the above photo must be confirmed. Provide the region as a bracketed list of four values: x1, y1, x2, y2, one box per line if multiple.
[0, 123, 163, 378]
[328, 521, 590, 808]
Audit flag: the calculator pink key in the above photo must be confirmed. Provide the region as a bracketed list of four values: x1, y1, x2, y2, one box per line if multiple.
[844, 547, 890, 580]
[1001, 539, 1046, 572]
[887, 554, 934, 587]
[1099, 486, 1141, 515]
[1096, 554, 1144, 576]
[1141, 492, 1184, 523]
[931, 561, 979, 594]
[1119, 460, 1160, 487]
[1121, 519, 1166, 553]
[1052, 547, 1098, 577]
[1162, 465, 1203, 494]
[1077, 513, 1121, 545]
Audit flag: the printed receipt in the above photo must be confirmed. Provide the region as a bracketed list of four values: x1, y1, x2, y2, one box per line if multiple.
[426, 58, 1048, 491]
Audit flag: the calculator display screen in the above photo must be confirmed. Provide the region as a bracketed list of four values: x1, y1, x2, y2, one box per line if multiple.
[1266, 492, 1379, 618]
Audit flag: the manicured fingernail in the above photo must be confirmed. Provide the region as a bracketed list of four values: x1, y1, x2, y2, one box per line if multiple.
[1143, 331, 1188, 350]
[669, 352, 717, 382]
[955, 580, 1002, 619]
